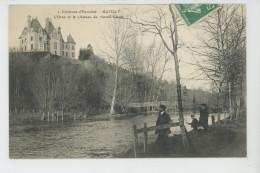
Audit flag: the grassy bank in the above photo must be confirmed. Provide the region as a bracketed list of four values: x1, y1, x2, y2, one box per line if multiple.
[115, 119, 246, 158]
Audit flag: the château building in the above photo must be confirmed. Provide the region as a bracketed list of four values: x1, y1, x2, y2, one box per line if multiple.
[19, 15, 76, 59]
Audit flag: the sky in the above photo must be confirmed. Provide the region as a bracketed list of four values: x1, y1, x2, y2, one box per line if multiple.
[9, 5, 212, 90]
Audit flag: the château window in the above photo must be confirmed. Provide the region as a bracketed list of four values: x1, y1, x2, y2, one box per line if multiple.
[25, 38, 27, 43]
[66, 52, 68, 57]
[39, 37, 42, 41]
[72, 46, 74, 50]
[21, 47, 23, 52]
[22, 39, 23, 44]
[31, 44, 33, 50]
[62, 51, 64, 56]
[25, 45, 27, 51]
[31, 36, 33, 41]
[72, 52, 74, 57]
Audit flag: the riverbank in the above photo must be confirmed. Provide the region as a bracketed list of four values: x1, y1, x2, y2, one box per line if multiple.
[9, 111, 115, 126]
[116, 118, 246, 158]
[9, 111, 159, 126]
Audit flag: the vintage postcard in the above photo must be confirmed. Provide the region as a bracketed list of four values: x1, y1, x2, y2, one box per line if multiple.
[9, 4, 247, 160]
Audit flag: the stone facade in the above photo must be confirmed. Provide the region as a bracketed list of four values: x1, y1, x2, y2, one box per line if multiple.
[19, 15, 76, 59]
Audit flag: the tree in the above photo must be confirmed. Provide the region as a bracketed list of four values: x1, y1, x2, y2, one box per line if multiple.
[101, 18, 134, 115]
[122, 34, 145, 74]
[188, 5, 246, 121]
[119, 35, 146, 106]
[129, 5, 189, 153]
[155, 49, 172, 102]
[56, 58, 82, 121]
[9, 53, 35, 111]
[145, 41, 166, 102]
[78, 44, 94, 61]
[78, 45, 95, 110]
[30, 56, 60, 115]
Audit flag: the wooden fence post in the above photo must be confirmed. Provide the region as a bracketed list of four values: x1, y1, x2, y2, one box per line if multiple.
[224, 113, 227, 126]
[133, 125, 138, 158]
[143, 123, 148, 154]
[57, 111, 59, 122]
[62, 110, 64, 122]
[211, 115, 215, 127]
[218, 114, 222, 127]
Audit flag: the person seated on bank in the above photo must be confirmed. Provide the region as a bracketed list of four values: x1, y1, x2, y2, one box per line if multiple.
[186, 115, 199, 131]
[155, 104, 173, 146]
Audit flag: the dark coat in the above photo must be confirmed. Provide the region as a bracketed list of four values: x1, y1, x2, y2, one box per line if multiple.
[190, 118, 199, 130]
[155, 111, 173, 134]
[199, 107, 209, 129]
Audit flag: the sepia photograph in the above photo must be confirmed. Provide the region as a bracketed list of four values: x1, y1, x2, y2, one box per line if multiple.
[8, 4, 247, 159]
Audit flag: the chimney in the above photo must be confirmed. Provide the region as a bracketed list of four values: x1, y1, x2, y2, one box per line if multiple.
[27, 15, 31, 28]
[45, 17, 49, 33]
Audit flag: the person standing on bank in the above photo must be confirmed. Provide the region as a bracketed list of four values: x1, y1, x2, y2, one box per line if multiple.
[199, 103, 209, 132]
[155, 104, 173, 145]
[186, 115, 199, 131]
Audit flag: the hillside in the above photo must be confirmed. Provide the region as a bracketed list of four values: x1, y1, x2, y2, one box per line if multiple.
[9, 52, 217, 115]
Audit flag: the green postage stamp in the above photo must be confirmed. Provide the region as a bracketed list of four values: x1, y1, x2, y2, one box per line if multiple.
[174, 4, 220, 26]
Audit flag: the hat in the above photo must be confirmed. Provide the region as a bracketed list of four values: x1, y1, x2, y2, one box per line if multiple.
[159, 104, 166, 110]
[201, 103, 207, 107]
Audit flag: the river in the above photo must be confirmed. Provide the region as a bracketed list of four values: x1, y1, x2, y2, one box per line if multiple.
[9, 112, 225, 158]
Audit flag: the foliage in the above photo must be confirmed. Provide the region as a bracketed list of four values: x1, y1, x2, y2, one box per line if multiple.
[191, 5, 246, 119]
[9, 50, 217, 114]
[78, 44, 94, 61]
